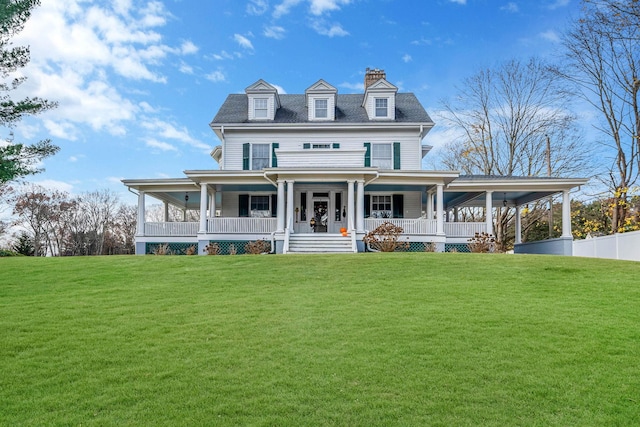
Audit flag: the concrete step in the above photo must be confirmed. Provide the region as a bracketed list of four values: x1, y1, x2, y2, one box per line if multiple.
[287, 233, 354, 253]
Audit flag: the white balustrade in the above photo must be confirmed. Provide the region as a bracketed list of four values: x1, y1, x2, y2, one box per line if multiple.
[444, 222, 486, 237]
[207, 217, 277, 234]
[364, 218, 436, 235]
[144, 222, 199, 236]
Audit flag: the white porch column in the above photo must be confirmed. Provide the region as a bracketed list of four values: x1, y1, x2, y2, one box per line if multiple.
[427, 190, 434, 219]
[562, 190, 572, 238]
[286, 180, 295, 230]
[277, 180, 285, 232]
[436, 184, 444, 235]
[199, 184, 208, 233]
[163, 201, 169, 222]
[209, 186, 216, 217]
[515, 205, 522, 244]
[137, 191, 146, 236]
[485, 191, 494, 236]
[347, 180, 355, 231]
[356, 179, 365, 232]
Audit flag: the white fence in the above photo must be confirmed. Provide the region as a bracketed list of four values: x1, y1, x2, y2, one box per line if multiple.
[573, 230, 640, 261]
[145, 222, 198, 236]
[444, 222, 486, 237]
[208, 217, 277, 234]
[365, 218, 436, 234]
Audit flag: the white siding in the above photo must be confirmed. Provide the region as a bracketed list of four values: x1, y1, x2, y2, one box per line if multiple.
[222, 128, 423, 170]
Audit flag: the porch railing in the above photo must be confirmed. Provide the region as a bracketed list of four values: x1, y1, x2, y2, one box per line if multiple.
[145, 222, 198, 236]
[207, 217, 277, 234]
[444, 222, 486, 237]
[365, 218, 437, 235]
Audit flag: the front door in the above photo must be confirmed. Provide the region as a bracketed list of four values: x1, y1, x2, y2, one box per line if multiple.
[312, 200, 329, 232]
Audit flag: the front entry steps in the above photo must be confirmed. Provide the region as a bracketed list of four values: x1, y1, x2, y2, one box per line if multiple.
[287, 233, 354, 253]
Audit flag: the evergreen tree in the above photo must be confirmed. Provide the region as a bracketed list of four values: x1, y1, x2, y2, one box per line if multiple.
[0, 0, 58, 185]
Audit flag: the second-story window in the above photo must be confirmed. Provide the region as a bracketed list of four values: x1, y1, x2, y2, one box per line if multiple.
[372, 143, 392, 169]
[375, 98, 388, 117]
[315, 99, 328, 118]
[254, 98, 268, 119]
[252, 144, 270, 169]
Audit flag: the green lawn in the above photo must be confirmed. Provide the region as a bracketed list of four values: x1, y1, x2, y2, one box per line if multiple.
[1, 253, 639, 426]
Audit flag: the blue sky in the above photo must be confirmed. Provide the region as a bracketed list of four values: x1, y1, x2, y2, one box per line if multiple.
[8, 0, 579, 204]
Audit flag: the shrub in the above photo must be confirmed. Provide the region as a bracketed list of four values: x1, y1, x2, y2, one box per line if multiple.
[228, 243, 237, 255]
[0, 249, 21, 257]
[423, 242, 436, 252]
[468, 232, 496, 253]
[151, 243, 171, 255]
[203, 243, 220, 255]
[363, 222, 408, 252]
[184, 245, 197, 255]
[245, 240, 270, 255]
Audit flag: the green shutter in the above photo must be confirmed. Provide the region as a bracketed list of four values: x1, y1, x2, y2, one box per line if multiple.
[332, 143, 340, 149]
[303, 143, 311, 149]
[271, 194, 277, 217]
[364, 194, 370, 218]
[393, 142, 401, 170]
[393, 194, 404, 218]
[242, 143, 250, 170]
[239, 194, 249, 217]
[271, 143, 279, 167]
[364, 142, 371, 167]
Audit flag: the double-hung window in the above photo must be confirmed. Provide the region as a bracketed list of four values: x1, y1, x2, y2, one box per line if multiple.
[375, 98, 388, 117]
[371, 143, 392, 169]
[252, 144, 270, 170]
[371, 195, 392, 218]
[254, 98, 268, 119]
[315, 99, 328, 118]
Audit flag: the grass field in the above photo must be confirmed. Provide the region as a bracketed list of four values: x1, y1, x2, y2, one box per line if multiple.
[1, 253, 639, 426]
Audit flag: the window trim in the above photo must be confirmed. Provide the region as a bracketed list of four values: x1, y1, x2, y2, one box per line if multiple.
[251, 143, 270, 170]
[375, 98, 388, 118]
[254, 98, 268, 119]
[314, 98, 328, 119]
[371, 143, 392, 169]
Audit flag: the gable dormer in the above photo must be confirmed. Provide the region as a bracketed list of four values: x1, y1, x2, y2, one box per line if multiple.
[362, 69, 397, 120]
[245, 79, 280, 121]
[305, 79, 337, 121]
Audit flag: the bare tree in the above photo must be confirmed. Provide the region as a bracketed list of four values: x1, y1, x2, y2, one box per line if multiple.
[439, 57, 589, 245]
[556, 1, 640, 233]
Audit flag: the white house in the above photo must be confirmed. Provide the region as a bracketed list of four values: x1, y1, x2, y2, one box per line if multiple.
[122, 68, 587, 255]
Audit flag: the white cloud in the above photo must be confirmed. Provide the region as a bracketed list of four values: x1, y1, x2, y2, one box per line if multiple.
[310, 19, 349, 37]
[31, 179, 75, 194]
[264, 25, 286, 39]
[206, 70, 226, 83]
[247, 0, 269, 15]
[233, 33, 255, 50]
[43, 119, 78, 141]
[180, 40, 199, 55]
[402, 54, 412, 63]
[500, 2, 519, 12]
[145, 138, 178, 152]
[141, 119, 210, 151]
[339, 81, 364, 92]
[540, 29, 560, 43]
[411, 37, 432, 46]
[309, 0, 352, 15]
[273, 0, 303, 18]
[179, 61, 194, 74]
[449, 0, 466, 4]
[271, 84, 287, 94]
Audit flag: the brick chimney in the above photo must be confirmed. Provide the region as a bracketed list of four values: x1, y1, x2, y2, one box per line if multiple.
[364, 67, 386, 89]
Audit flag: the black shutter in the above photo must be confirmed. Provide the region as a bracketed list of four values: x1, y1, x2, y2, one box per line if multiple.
[242, 143, 250, 170]
[300, 192, 307, 221]
[393, 194, 404, 218]
[364, 142, 371, 167]
[271, 143, 279, 167]
[364, 194, 370, 218]
[271, 194, 277, 217]
[239, 194, 249, 217]
[393, 142, 401, 170]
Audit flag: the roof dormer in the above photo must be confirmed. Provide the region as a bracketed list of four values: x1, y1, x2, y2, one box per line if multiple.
[362, 69, 397, 120]
[245, 79, 280, 121]
[305, 79, 337, 121]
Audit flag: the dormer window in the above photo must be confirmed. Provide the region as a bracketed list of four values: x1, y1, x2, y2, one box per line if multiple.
[254, 98, 268, 119]
[315, 99, 328, 118]
[375, 98, 388, 117]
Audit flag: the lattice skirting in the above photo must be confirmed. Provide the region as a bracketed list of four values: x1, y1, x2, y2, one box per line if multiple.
[445, 243, 471, 253]
[204, 240, 272, 255]
[145, 242, 197, 255]
[365, 242, 471, 252]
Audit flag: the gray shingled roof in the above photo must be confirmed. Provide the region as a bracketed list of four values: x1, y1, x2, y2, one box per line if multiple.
[210, 93, 433, 124]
